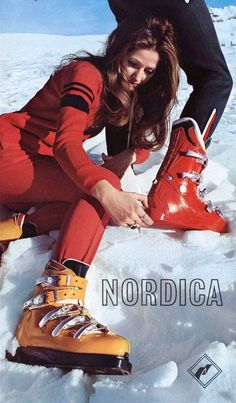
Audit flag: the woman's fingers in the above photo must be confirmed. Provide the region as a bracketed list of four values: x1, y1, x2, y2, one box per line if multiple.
[138, 211, 153, 226]
[118, 211, 151, 228]
[100, 188, 153, 228]
[127, 209, 153, 228]
[128, 193, 153, 226]
[116, 192, 153, 227]
[132, 192, 149, 209]
[125, 218, 138, 228]
[132, 211, 153, 227]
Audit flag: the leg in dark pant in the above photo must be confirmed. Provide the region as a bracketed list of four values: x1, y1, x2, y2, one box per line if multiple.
[107, 0, 233, 151]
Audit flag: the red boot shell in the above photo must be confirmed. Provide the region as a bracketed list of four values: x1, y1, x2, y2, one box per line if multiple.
[148, 118, 228, 233]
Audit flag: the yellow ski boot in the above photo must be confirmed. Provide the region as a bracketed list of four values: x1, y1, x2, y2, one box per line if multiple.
[0, 214, 25, 262]
[0, 213, 25, 241]
[7, 259, 132, 375]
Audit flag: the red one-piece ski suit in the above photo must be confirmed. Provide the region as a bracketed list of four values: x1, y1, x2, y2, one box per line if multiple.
[0, 61, 149, 265]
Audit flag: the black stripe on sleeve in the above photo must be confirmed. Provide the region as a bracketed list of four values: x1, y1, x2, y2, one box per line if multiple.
[60, 94, 89, 113]
[63, 82, 95, 101]
[61, 87, 94, 103]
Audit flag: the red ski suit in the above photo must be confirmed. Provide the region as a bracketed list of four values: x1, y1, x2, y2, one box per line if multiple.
[0, 61, 149, 264]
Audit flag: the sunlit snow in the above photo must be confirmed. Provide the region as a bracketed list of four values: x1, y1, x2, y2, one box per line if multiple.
[0, 7, 236, 403]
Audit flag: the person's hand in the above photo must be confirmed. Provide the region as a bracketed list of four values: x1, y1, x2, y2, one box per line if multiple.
[102, 149, 136, 179]
[91, 180, 154, 228]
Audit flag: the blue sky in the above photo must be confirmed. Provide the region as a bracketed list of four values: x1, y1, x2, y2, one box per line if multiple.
[0, 0, 234, 35]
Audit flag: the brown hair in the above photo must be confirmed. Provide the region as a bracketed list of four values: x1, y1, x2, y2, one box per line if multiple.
[58, 15, 179, 151]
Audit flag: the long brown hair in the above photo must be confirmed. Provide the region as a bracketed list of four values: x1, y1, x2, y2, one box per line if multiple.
[58, 15, 179, 150]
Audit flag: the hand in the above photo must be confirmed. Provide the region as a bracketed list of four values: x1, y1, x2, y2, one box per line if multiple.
[102, 149, 136, 179]
[92, 181, 154, 227]
[104, 189, 154, 227]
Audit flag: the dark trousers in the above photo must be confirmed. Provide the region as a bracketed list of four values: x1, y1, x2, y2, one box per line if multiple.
[106, 0, 233, 153]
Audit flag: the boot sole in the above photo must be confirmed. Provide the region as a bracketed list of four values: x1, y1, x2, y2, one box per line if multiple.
[149, 209, 228, 233]
[6, 347, 132, 375]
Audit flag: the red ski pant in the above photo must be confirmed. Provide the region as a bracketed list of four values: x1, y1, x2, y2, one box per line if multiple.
[0, 142, 120, 265]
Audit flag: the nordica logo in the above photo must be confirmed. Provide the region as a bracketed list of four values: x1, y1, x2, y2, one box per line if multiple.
[101, 278, 223, 307]
[188, 354, 222, 388]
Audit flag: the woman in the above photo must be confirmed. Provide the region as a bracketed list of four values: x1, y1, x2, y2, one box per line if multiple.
[1, 16, 179, 374]
[108, 0, 233, 147]
[107, 0, 230, 234]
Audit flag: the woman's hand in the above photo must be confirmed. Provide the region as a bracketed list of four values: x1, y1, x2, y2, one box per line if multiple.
[91, 180, 153, 227]
[102, 149, 136, 179]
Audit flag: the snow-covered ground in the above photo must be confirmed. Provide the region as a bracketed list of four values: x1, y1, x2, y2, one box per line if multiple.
[0, 7, 236, 403]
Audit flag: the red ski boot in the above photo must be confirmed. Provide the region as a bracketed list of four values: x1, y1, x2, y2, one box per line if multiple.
[147, 117, 228, 233]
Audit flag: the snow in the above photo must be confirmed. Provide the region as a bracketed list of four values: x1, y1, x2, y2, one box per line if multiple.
[209, 6, 236, 46]
[0, 8, 236, 403]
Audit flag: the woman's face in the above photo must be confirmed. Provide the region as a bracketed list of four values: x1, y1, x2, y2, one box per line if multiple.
[122, 48, 159, 89]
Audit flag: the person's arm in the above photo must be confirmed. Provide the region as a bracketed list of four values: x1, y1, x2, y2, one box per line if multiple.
[105, 124, 150, 171]
[101, 147, 150, 179]
[108, 0, 132, 23]
[55, 105, 153, 226]
[53, 62, 153, 227]
[53, 62, 119, 195]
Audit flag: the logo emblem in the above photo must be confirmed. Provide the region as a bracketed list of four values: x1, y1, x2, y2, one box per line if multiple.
[188, 354, 222, 388]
